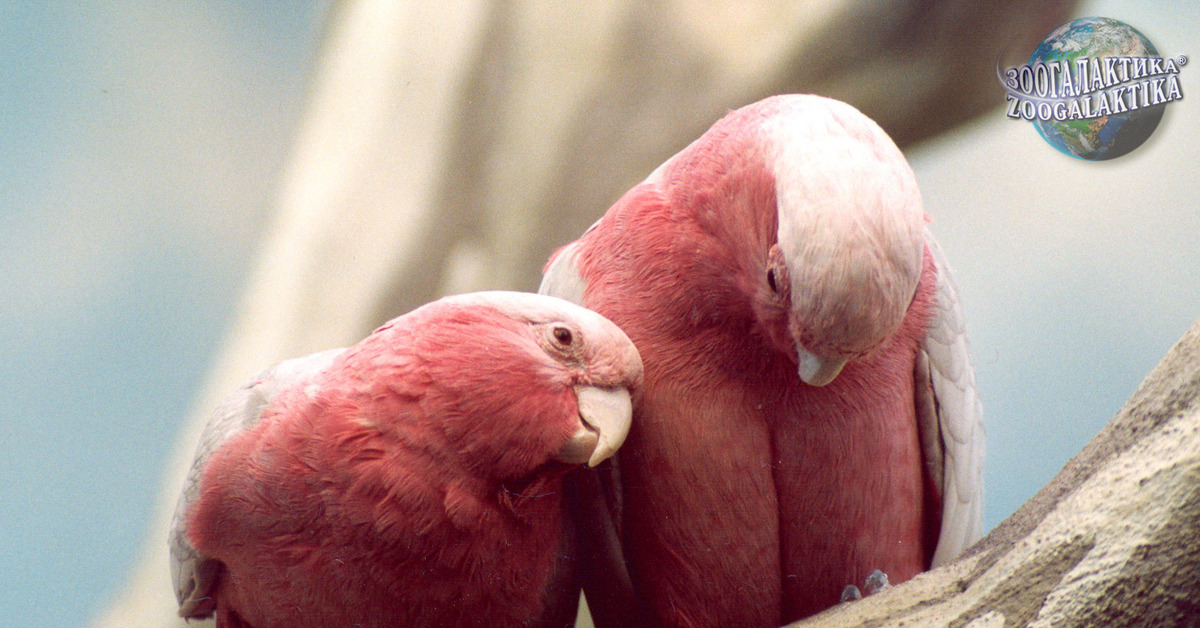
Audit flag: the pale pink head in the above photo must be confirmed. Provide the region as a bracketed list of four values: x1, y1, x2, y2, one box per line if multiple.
[758, 96, 925, 385]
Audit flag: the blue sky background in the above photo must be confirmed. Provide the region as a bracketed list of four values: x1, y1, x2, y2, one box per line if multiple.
[0, 3, 329, 625]
[1, 2, 1196, 626]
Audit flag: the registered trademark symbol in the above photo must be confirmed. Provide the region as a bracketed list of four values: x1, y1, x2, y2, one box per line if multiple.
[1179, 55, 1188, 65]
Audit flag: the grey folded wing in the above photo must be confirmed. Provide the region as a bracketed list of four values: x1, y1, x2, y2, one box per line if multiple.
[167, 348, 345, 616]
[916, 228, 986, 567]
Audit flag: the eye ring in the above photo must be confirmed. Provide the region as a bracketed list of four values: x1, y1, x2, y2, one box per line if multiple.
[552, 326, 574, 346]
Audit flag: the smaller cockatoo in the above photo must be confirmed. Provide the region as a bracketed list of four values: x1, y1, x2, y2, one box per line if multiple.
[168, 291, 643, 628]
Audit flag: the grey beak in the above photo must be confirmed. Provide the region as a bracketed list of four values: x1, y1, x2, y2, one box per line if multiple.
[797, 348, 847, 387]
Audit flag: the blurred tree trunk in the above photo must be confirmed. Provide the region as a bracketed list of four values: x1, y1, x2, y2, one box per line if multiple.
[790, 319, 1200, 627]
[94, 1, 1075, 626]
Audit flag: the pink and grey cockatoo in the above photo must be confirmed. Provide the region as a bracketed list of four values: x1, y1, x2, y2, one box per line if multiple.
[540, 94, 984, 625]
[168, 291, 643, 628]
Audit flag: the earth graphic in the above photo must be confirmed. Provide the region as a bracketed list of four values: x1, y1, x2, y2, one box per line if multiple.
[1030, 17, 1165, 160]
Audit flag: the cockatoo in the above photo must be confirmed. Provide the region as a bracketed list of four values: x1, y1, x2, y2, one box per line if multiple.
[540, 94, 984, 626]
[168, 291, 643, 628]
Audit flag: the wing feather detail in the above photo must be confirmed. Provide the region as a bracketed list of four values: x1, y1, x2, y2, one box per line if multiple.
[168, 348, 345, 616]
[918, 229, 985, 567]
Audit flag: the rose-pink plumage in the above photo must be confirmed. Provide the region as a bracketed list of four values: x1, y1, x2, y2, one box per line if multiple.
[541, 94, 984, 626]
[168, 291, 642, 628]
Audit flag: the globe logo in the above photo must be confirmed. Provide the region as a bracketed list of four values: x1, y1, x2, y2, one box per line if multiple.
[1001, 17, 1186, 161]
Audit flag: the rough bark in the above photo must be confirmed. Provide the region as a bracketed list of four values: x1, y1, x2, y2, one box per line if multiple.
[790, 319, 1200, 627]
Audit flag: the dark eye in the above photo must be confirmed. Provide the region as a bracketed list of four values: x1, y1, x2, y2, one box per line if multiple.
[766, 268, 778, 293]
[553, 326, 573, 346]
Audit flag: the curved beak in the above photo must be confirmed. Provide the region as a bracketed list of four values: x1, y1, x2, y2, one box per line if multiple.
[556, 385, 633, 467]
[797, 348, 847, 387]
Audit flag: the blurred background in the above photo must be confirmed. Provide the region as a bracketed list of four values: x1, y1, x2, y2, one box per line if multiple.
[1, 1, 1196, 626]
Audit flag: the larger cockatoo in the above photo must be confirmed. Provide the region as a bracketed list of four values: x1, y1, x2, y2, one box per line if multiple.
[540, 94, 984, 626]
[168, 291, 643, 628]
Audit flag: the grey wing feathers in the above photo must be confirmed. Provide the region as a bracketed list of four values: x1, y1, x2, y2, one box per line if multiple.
[539, 240, 588, 304]
[168, 347, 345, 614]
[919, 228, 986, 567]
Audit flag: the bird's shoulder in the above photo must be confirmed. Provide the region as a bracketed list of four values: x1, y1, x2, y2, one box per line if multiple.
[168, 347, 346, 616]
